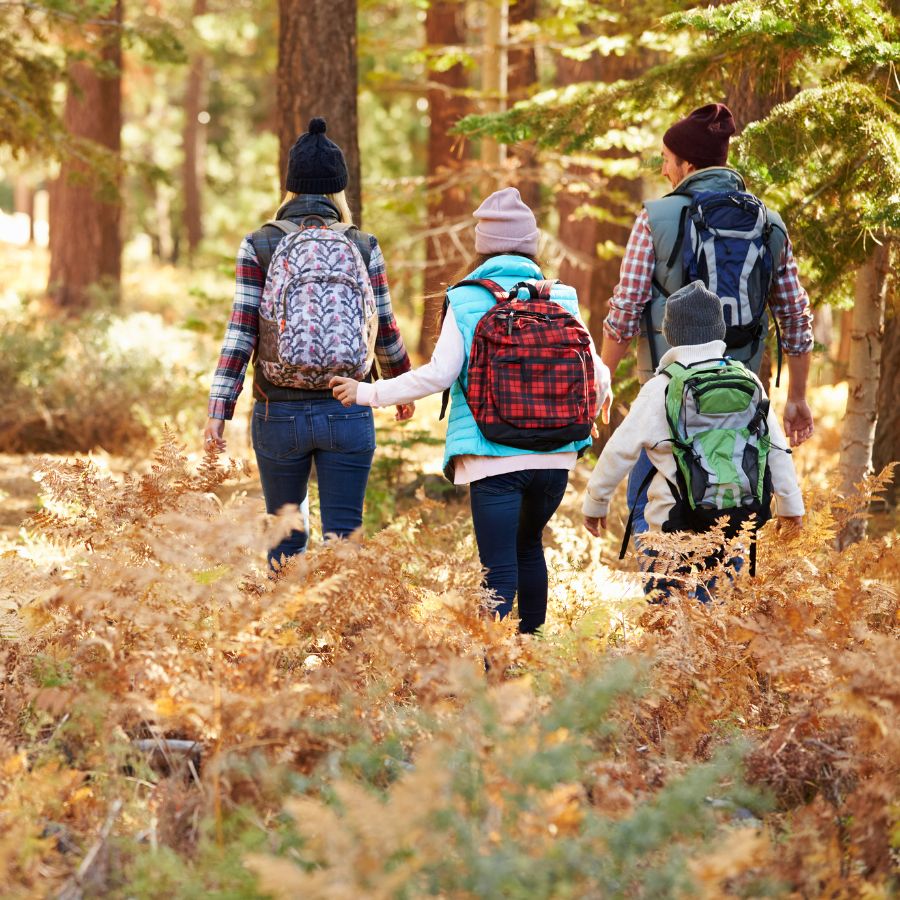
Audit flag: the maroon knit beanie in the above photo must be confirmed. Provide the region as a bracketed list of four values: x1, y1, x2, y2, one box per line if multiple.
[663, 103, 736, 168]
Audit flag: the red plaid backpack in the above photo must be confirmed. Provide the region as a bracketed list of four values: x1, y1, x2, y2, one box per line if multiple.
[441, 279, 598, 451]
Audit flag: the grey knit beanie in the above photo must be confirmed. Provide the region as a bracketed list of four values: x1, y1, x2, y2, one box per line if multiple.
[662, 280, 726, 346]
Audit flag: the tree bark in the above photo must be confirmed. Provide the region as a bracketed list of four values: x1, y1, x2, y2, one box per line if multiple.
[277, 0, 361, 224]
[47, 1, 123, 311]
[873, 261, 899, 507]
[182, 0, 208, 260]
[507, 0, 539, 211]
[555, 48, 644, 349]
[837, 242, 891, 546]
[13, 177, 34, 244]
[419, 0, 470, 356]
[480, 0, 508, 175]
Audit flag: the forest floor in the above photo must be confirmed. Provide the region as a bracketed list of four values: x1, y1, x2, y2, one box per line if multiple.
[0, 246, 897, 897]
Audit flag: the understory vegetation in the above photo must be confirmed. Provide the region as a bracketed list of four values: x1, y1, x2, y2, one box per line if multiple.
[0, 425, 896, 897]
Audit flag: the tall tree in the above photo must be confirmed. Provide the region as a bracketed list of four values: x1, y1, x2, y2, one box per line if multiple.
[555, 46, 645, 349]
[419, 0, 470, 355]
[507, 0, 539, 210]
[182, 0, 209, 260]
[873, 272, 899, 507]
[480, 0, 508, 175]
[48, 1, 124, 311]
[837, 241, 892, 545]
[277, 0, 361, 223]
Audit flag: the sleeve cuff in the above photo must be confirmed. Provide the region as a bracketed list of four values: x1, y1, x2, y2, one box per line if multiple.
[208, 399, 233, 420]
[356, 381, 377, 407]
[582, 495, 609, 518]
[774, 492, 805, 518]
[602, 320, 632, 344]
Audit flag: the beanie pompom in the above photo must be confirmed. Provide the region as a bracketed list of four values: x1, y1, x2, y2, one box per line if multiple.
[308, 117, 327, 135]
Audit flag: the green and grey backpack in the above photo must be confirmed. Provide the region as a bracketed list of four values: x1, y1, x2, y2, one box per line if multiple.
[621, 357, 776, 573]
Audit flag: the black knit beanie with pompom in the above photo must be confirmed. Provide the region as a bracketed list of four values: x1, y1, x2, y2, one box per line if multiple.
[284, 117, 349, 194]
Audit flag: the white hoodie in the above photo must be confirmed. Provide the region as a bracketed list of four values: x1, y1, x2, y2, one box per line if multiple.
[582, 340, 804, 528]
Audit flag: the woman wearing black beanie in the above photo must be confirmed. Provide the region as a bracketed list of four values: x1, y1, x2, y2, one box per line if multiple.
[204, 117, 414, 567]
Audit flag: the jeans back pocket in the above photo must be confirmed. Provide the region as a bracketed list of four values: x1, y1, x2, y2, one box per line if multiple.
[252, 414, 300, 459]
[327, 410, 376, 454]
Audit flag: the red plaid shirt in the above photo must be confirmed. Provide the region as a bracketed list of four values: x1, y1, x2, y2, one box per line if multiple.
[603, 209, 814, 356]
[208, 234, 412, 420]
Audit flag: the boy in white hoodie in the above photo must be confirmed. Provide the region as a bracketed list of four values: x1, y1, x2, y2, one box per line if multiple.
[582, 280, 803, 595]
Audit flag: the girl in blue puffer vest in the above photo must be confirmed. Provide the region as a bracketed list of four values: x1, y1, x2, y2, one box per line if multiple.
[332, 188, 611, 633]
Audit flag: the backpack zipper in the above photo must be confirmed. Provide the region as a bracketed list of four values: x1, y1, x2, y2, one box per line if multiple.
[690, 379, 756, 398]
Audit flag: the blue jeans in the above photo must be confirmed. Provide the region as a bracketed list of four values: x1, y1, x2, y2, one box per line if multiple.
[626, 449, 654, 538]
[627, 450, 743, 602]
[469, 468, 569, 634]
[251, 399, 375, 567]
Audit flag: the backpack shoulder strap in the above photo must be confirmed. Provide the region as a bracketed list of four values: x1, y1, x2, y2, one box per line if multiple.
[250, 219, 300, 273]
[330, 222, 373, 270]
[450, 278, 510, 304]
[532, 278, 557, 299]
[665, 206, 690, 270]
[619, 464, 658, 560]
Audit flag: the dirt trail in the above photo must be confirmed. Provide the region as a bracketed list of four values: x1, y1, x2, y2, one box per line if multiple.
[0, 454, 44, 542]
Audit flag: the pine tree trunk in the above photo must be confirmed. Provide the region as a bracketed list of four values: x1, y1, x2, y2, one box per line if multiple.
[13, 177, 34, 244]
[480, 0, 508, 174]
[837, 243, 890, 546]
[556, 48, 644, 348]
[277, 0, 361, 224]
[873, 266, 899, 507]
[419, 0, 470, 356]
[48, 1, 123, 312]
[507, 0, 539, 211]
[182, 0, 208, 260]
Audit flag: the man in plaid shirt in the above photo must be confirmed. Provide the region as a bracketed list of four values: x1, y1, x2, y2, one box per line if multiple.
[599, 104, 814, 540]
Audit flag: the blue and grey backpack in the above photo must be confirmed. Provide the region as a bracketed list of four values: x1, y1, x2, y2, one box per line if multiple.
[651, 189, 787, 381]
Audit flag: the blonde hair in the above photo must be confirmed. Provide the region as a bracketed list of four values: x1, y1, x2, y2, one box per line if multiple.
[279, 190, 354, 226]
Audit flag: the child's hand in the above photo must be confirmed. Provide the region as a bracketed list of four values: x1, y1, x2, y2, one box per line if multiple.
[395, 403, 415, 421]
[776, 515, 803, 532]
[330, 376, 359, 407]
[583, 515, 606, 537]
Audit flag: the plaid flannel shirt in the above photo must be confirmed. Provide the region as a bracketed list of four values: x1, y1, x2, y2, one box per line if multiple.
[603, 209, 814, 356]
[208, 234, 412, 420]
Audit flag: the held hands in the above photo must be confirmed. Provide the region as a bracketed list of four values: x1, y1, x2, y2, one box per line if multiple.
[583, 515, 607, 537]
[330, 376, 415, 422]
[783, 398, 814, 447]
[330, 376, 359, 406]
[203, 417, 226, 452]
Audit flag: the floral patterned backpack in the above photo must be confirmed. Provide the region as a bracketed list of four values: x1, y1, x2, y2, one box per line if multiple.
[257, 216, 377, 390]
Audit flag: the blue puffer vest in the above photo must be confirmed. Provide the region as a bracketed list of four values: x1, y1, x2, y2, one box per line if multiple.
[442, 255, 593, 480]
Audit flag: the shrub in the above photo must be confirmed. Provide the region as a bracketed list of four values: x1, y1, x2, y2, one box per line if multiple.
[0, 299, 208, 453]
[0, 438, 896, 897]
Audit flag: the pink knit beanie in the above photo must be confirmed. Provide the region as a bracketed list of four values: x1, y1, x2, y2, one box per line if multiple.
[473, 187, 540, 256]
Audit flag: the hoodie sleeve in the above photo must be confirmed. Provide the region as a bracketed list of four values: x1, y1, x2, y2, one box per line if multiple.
[765, 407, 805, 517]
